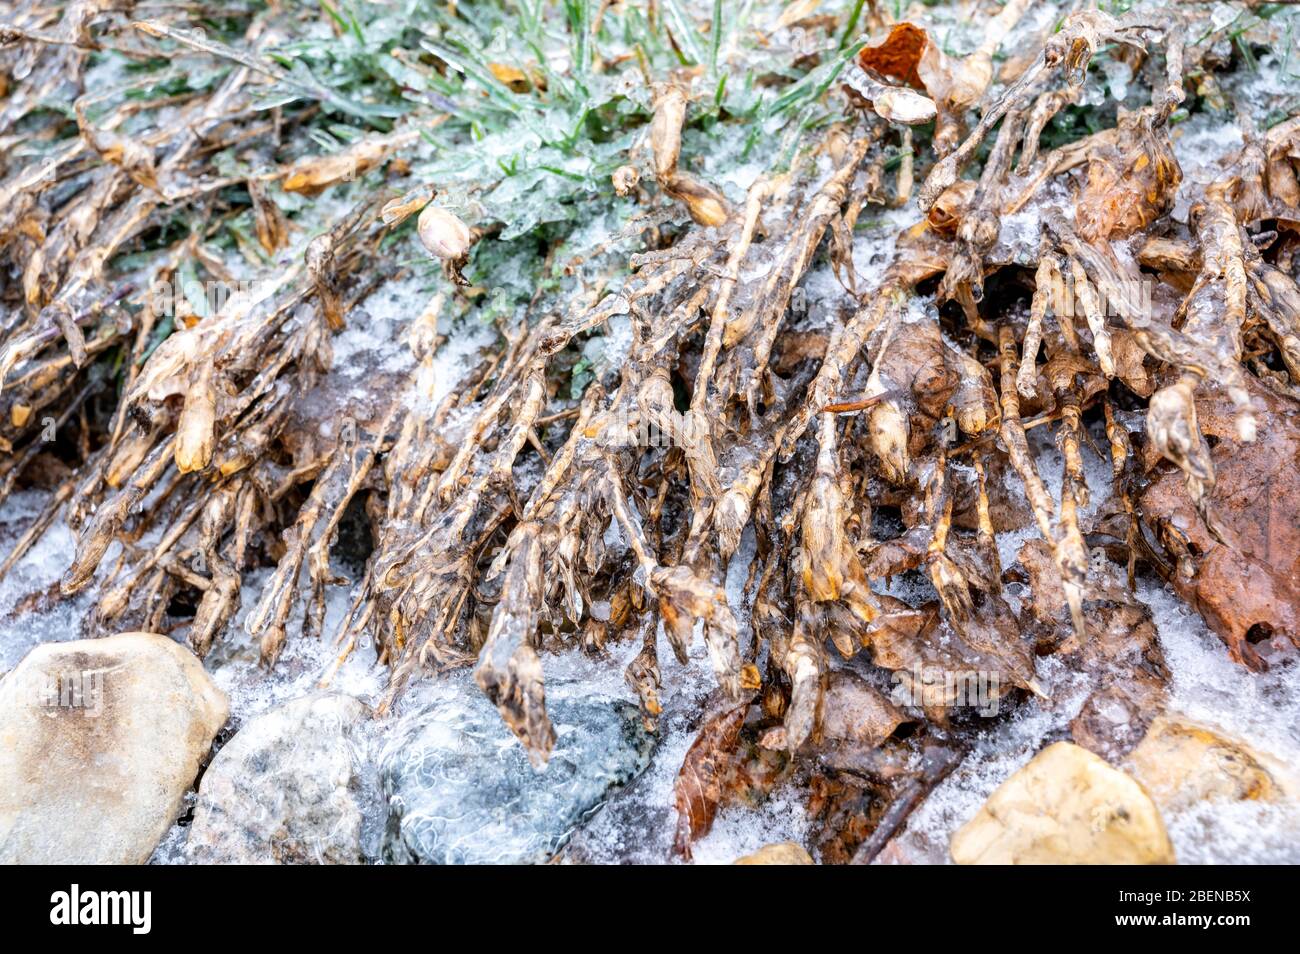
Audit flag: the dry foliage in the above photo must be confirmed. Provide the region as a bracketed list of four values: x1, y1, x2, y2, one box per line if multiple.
[2, 1, 1298, 862]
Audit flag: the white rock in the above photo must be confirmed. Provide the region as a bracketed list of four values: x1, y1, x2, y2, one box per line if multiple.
[185, 692, 376, 864]
[0, 632, 228, 863]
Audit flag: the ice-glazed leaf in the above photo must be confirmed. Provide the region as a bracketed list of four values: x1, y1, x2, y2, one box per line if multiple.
[672, 701, 749, 857]
[1075, 109, 1182, 244]
[1140, 377, 1300, 671]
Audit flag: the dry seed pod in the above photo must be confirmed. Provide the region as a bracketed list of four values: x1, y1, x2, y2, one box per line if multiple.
[843, 65, 937, 126]
[105, 426, 157, 488]
[864, 330, 911, 485]
[926, 180, 977, 235]
[781, 601, 825, 751]
[417, 205, 473, 261]
[650, 84, 687, 183]
[282, 139, 389, 194]
[650, 564, 743, 699]
[248, 179, 288, 254]
[949, 346, 999, 436]
[175, 361, 217, 474]
[407, 292, 443, 360]
[1146, 375, 1215, 508]
[88, 129, 159, 191]
[649, 81, 731, 226]
[670, 176, 730, 228]
[381, 184, 436, 225]
[872, 87, 939, 126]
[868, 396, 910, 484]
[802, 415, 848, 602]
[612, 165, 640, 196]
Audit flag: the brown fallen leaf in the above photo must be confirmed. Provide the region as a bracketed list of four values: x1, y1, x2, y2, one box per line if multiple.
[673, 701, 750, 858]
[1076, 108, 1182, 245]
[1015, 538, 1169, 761]
[857, 595, 1022, 724]
[805, 771, 882, 865]
[1139, 377, 1300, 670]
[247, 179, 288, 254]
[487, 62, 534, 93]
[821, 669, 908, 748]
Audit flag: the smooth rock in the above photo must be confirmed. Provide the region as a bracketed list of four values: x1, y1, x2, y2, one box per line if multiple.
[382, 690, 655, 864]
[1126, 715, 1298, 813]
[950, 741, 1175, 865]
[0, 632, 228, 863]
[186, 692, 377, 864]
[733, 842, 815, 865]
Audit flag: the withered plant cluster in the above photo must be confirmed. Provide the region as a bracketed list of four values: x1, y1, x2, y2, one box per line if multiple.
[1, 1, 1298, 860]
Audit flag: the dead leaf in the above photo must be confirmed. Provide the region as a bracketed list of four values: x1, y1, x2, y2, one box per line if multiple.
[673, 701, 750, 857]
[821, 670, 908, 747]
[1076, 108, 1182, 244]
[1139, 377, 1300, 669]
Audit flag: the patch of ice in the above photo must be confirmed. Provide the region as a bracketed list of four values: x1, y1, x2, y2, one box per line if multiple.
[586, 312, 632, 376]
[849, 204, 917, 286]
[1101, 57, 1133, 103]
[428, 317, 498, 409]
[0, 492, 100, 670]
[690, 786, 811, 864]
[1170, 117, 1243, 223]
[725, 524, 757, 614]
[1162, 798, 1299, 865]
[206, 570, 386, 728]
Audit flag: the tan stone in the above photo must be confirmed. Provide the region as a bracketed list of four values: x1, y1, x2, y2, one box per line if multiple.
[950, 741, 1175, 865]
[1126, 715, 1297, 813]
[733, 842, 815, 865]
[0, 632, 228, 863]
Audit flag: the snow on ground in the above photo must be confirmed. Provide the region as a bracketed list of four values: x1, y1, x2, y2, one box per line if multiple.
[0, 492, 103, 669]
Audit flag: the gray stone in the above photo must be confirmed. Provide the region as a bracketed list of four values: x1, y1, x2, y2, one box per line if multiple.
[0, 632, 228, 863]
[186, 692, 377, 864]
[382, 691, 655, 864]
